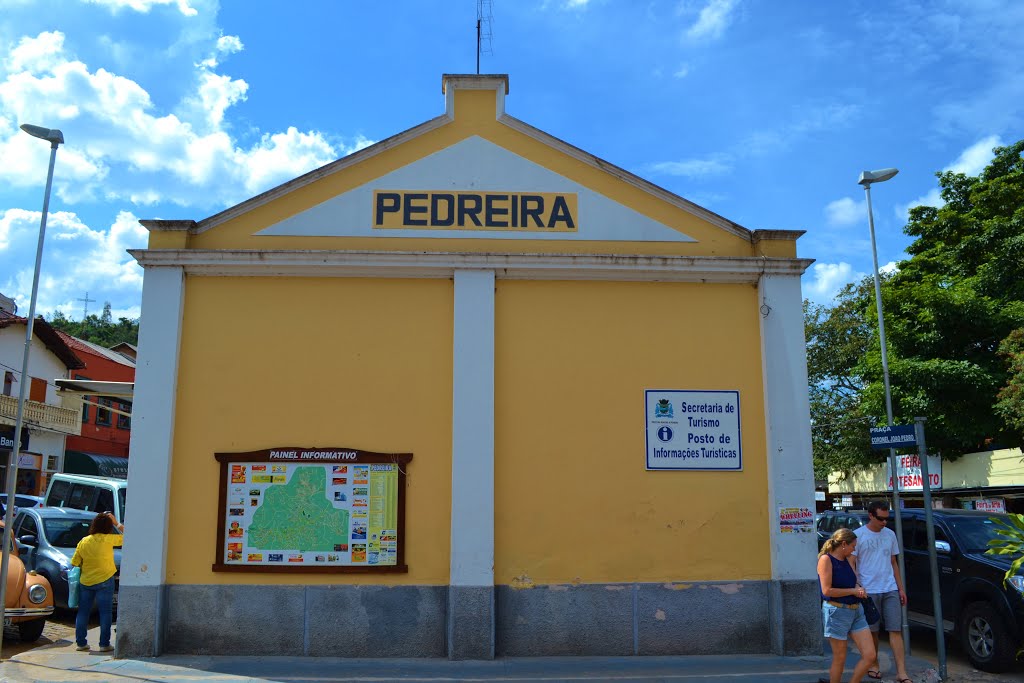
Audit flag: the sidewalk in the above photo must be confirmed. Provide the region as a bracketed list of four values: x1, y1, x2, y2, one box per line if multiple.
[0, 627, 944, 683]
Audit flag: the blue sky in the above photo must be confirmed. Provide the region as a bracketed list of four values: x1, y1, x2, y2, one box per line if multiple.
[1, 0, 1022, 319]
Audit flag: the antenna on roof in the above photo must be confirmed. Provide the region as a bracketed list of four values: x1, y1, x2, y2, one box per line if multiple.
[476, 0, 493, 74]
[76, 291, 96, 320]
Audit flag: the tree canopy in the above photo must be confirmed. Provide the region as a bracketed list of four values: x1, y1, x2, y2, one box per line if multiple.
[808, 140, 1024, 479]
[47, 303, 139, 349]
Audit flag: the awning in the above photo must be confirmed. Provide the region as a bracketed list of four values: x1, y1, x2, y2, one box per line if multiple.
[63, 451, 129, 479]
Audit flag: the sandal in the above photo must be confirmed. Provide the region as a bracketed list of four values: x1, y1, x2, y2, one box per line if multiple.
[896, 679, 914, 683]
[866, 671, 882, 680]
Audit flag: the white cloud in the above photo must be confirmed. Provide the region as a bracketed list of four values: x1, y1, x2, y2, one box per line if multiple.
[896, 136, 1002, 219]
[879, 261, 899, 276]
[803, 262, 865, 304]
[0, 31, 365, 210]
[649, 157, 731, 178]
[673, 63, 690, 79]
[947, 135, 1002, 176]
[0, 209, 147, 318]
[83, 0, 198, 16]
[684, 0, 739, 42]
[824, 197, 865, 227]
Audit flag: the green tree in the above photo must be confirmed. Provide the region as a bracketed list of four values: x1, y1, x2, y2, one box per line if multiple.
[47, 302, 138, 348]
[995, 329, 1024, 431]
[807, 140, 1024, 477]
[805, 284, 876, 479]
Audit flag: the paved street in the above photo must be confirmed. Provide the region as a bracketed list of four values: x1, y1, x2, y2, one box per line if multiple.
[1, 611, 1022, 682]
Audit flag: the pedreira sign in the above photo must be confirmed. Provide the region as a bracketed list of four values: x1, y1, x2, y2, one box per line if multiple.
[213, 447, 411, 573]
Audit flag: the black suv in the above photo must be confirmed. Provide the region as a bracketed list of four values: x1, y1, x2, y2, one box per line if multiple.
[899, 509, 1023, 672]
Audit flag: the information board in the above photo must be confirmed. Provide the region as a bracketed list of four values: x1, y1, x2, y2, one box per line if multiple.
[645, 390, 741, 471]
[213, 447, 411, 573]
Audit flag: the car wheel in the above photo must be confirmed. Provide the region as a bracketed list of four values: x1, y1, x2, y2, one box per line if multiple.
[17, 618, 46, 642]
[959, 601, 1016, 673]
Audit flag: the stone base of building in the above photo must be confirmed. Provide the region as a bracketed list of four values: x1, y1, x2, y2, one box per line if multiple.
[114, 580, 821, 659]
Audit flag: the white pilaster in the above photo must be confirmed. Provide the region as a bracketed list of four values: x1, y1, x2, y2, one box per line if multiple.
[759, 274, 817, 579]
[450, 269, 495, 587]
[122, 266, 185, 587]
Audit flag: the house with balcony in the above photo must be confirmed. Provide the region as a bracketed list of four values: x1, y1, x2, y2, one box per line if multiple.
[0, 300, 84, 495]
[57, 331, 135, 477]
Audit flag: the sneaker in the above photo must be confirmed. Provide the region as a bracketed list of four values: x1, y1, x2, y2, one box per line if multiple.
[76, 644, 89, 651]
[97, 645, 114, 653]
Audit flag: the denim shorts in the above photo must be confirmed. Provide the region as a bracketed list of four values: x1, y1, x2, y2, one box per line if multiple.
[822, 601, 869, 639]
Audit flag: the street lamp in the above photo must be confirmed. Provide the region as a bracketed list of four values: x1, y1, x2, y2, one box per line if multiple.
[0, 124, 64, 654]
[858, 167, 912, 651]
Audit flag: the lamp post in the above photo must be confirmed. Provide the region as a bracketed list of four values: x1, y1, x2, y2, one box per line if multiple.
[0, 124, 64, 655]
[858, 167, 912, 653]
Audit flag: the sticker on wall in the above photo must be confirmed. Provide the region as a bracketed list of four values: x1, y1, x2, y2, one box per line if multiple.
[645, 390, 741, 471]
[778, 507, 814, 533]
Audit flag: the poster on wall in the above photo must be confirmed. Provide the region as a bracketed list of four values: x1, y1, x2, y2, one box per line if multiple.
[778, 507, 815, 533]
[645, 390, 741, 471]
[213, 447, 411, 573]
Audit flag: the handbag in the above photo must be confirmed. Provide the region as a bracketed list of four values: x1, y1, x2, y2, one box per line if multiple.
[67, 566, 81, 609]
[860, 596, 880, 625]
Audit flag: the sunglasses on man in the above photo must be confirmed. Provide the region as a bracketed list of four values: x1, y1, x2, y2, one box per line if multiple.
[872, 512, 890, 522]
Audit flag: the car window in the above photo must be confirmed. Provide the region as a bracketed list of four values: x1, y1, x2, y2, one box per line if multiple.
[904, 518, 926, 551]
[845, 515, 864, 530]
[14, 496, 36, 507]
[47, 480, 70, 506]
[947, 516, 1008, 554]
[15, 514, 39, 539]
[43, 519, 92, 548]
[118, 488, 126, 519]
[823, 515, 836, 533]
[68, 484, 97, 510]
[96, 489, 114, 515]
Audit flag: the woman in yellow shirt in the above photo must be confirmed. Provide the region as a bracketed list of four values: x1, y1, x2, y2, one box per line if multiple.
[71, 512, 124, 652]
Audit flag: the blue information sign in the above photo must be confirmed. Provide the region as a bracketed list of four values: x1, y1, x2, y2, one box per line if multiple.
[869, 425, 917, 449]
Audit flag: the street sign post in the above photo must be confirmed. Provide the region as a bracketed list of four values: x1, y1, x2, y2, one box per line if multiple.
[914, 417, 946, 681]
[869, 425, 917, 449]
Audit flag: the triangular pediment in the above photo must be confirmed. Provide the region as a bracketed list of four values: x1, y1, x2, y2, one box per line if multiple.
[256, 136, 696, 242]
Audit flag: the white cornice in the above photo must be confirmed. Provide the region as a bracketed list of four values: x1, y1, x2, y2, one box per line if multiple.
[129, 249, 813, 282]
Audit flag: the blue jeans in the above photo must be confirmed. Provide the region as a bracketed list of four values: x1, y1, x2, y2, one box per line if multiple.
[76, 577, 115, 647]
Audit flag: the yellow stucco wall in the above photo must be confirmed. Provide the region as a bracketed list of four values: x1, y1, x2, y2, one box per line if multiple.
[164, 276, 454, 585]
[493, 280, 771, 584]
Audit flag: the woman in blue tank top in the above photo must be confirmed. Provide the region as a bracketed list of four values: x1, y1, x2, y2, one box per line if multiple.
[817, 528, 877, 683]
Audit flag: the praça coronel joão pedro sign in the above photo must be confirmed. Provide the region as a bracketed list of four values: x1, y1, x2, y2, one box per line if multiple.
[373, 190, 578, 232]
[213, 447, 412, 573]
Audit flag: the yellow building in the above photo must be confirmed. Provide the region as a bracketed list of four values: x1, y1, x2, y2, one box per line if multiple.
[118, 75, 819, 660]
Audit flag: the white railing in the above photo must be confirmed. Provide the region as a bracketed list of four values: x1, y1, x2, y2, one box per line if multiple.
[0, 394, 81, 436]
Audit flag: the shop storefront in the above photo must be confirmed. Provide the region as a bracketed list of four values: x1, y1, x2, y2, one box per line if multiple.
[117, 74, 818, 660]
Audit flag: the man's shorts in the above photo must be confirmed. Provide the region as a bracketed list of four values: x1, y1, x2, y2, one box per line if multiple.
[822, 601, 869, 639]
[868, 591, 903, 632]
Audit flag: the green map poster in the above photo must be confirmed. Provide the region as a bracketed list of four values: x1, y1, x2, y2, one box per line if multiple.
[214, 448, 410, 571]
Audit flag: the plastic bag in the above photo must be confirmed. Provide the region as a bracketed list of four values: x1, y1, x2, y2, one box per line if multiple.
[67, 566, 81, 608]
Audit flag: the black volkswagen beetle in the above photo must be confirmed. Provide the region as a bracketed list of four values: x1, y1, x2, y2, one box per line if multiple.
[12, 507, 121, 609]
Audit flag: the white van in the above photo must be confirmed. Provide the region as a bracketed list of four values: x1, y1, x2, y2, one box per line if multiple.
[44, 473, 127, 523]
